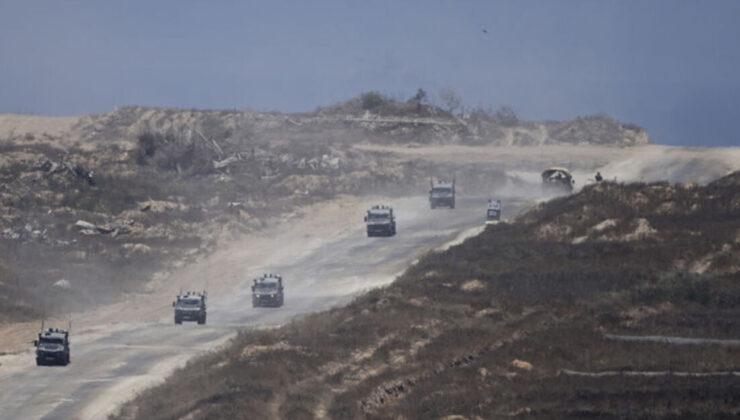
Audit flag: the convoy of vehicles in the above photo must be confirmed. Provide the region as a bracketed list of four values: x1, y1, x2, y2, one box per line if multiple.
[34, 324, 71, 366]
[31, 173, 568, 364]
[173, 290, 207, 325]
[429, 179, 455, 209]
[252, 273, 285, 307]
[364, 205, 397, 237]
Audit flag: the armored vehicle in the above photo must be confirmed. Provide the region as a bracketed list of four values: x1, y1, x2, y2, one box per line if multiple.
[364, 205, 396, 237]
[173, 290, 207, 324]
[34, 325, 70, 366]
[252, 273, 284, 307]
[485, 199, 502, 225]
[541, 167, 574, 193]
[429, 179, 455, 209]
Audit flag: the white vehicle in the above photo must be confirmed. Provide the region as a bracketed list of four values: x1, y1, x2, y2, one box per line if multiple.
[485, 199, 501, 225]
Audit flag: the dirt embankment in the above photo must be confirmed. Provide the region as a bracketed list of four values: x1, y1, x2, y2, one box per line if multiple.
[115, 171, 740, 419]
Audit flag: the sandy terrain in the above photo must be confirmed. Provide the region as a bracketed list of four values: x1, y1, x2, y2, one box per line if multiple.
[0, 114, 79, 142]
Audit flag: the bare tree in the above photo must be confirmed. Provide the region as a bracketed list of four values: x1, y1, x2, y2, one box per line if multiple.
[439, 88, 462, 114]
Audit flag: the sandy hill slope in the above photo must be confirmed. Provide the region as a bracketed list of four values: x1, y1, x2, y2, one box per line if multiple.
[0, 114, 79, 146]
[115, 171, 740, 419]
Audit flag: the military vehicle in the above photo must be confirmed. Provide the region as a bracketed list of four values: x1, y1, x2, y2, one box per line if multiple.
[541, 167, 574, 193]
[173, 290, 207, 324]
[34, 323, 71, 366]
[429, 179, 455, 209]
[252, 273, 284, 307]
[485, 199, 502, 225]
[364, 205, 396, 237]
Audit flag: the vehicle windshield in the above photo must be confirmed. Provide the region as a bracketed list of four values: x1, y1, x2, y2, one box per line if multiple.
[255, 282, 279, 291]
[544, 171, 571, 182]
[367, 212, 390, 221]
[178, 298, 201, 306]
[431, 187, 452, 196]
[40, 337, 64, 345]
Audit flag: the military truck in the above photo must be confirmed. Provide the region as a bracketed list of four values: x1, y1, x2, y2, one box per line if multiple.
[34, 324, 71, 366]
[252, 273, 284, 307]
[173, 290, 207, 324]
[429, 179, 455, 209]
[541, 167, 574, 193]
[364, 205, 396, 237]
[485, 199, 502, 225]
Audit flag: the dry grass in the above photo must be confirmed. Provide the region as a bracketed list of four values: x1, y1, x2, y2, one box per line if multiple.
[115, 172, 740, 419]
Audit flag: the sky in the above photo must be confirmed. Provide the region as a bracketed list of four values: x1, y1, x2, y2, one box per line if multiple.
[1, 0, 739, 146]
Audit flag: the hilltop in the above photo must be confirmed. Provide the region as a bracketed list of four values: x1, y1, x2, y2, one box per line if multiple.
[1, 95, 649, 148]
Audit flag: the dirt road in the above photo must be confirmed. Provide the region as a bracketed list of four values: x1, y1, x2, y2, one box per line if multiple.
[0, 194, 530, 419]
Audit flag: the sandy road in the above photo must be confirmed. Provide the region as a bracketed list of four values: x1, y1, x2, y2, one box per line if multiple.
[0, 194, 530, 419]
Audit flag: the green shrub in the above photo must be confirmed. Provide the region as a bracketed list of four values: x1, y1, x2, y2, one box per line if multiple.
[360, 91, 384, 110]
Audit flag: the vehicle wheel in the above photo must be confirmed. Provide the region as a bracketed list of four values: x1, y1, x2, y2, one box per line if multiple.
[36, 358, 42, 366]
[175, 317, 182, 324]
[65, 355, 70, 365]
[451, 202, 455, 209]
[198, 314, 206, 325]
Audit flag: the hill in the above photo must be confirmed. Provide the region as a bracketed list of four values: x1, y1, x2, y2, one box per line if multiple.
[115, 172, 740, 419]
[0, 96, 651, 324]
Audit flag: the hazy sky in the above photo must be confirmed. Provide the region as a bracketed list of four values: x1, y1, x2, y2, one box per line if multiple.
[1, 1, 739, 146]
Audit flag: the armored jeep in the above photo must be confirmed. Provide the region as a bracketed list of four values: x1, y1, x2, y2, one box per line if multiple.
[34, 326, 70, 366]
[364, 205, 396, 237]
[485, 199, 502, 225]
[429, 179, 455, 209]
[173, 290, 207, 324]
[541, 167, 574, 193]
[252, 273, 284, 307]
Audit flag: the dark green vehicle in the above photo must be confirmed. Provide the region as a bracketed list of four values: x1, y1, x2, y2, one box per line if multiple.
[429, 179, 455, 209]
[252, 274, 285, 308]
[364, 205, 397, 237]
[173, 290, 207, 324]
